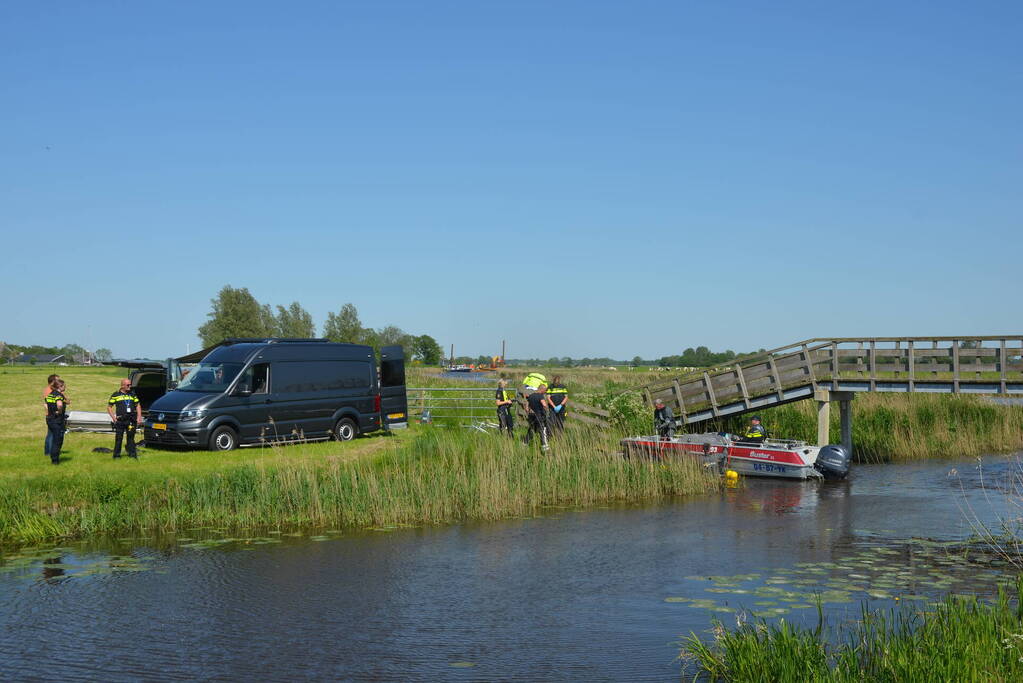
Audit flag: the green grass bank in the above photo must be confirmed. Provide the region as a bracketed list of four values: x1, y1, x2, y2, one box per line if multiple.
[681, 579, 1023, 682]
[0, 428, 715, 544]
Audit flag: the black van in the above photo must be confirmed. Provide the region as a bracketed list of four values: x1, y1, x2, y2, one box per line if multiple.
[142, 339, 407, 451]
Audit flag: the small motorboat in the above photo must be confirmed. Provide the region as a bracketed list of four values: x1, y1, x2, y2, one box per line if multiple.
[620, 432, 851, 480]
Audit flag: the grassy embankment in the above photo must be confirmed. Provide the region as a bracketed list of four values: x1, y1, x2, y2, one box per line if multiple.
[681, 580, 1023, 681]
[0, 366, 715, 544]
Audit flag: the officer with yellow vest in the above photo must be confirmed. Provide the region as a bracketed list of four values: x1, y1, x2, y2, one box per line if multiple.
[521, 371, 547, 397]
[495, 379, 515, 437]
[737, 415, 767, 444]
[547, 375, 569, 434]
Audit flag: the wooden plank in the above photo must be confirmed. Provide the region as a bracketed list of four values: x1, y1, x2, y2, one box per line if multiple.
[869, 340, 877, 391]
[733, 365, 751, 409]
[572, 401, 610, 418]
[802, 344, 817, 387]
[908, 340, 915, 392]
[672, 379, 688, 419]
[768, 356, 784, 400]
[831, 341, 839, 390]
[952, 340, 960, 393]
[569, 411, 604, 426]
[1001, 339, 1008, 394]
[703, 372, 719, 417]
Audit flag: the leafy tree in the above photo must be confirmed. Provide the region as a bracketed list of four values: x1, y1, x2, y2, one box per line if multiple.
[632, 356, 643, 367]
[275, 302, 315, 338]
[94, 348, 113, 361]
[61, 343, 87, 363]
[198, 286, 276, 347]
[323, 303, 364, 343]
[412, 335, 443, 365]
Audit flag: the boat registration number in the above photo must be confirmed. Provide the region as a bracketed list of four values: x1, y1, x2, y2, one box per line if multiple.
[752, 463, 787, 473]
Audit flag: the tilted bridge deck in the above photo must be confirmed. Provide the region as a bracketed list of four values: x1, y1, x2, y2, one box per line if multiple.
[638, 336, 1023, 426]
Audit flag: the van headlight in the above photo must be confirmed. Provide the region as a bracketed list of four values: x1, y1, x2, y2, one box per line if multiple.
[180, 409, 206, 421]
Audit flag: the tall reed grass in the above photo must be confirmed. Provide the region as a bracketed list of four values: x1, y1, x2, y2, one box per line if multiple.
[0, 427, 716, 544]
[681, 578, 1023, 682]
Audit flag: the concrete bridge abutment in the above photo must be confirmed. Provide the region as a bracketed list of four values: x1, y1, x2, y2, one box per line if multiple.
[814, 389, 855, 455]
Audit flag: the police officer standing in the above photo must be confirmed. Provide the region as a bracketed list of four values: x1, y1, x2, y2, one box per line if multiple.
[524, 383, 552, 451]
[547, 375, 569, 434]
[737, 415, 767, 444]
[44, 379, 68, 464]
[107, 378, 143, 459]
[495, 379, 515, 437]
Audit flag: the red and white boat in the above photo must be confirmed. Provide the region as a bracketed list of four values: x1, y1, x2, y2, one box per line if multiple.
[620, 432, 851, 480]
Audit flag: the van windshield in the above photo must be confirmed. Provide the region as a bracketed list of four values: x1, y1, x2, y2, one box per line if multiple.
[174, 362, 244, 392]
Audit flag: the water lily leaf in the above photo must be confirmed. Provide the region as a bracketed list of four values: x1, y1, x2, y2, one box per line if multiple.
[664, 597, 691, 603]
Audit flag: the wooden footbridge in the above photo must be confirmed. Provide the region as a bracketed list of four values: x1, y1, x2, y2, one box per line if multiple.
[637, 336, 1023, 453]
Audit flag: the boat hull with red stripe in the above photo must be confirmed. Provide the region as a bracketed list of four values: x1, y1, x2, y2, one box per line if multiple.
[620, 433, 827, 480]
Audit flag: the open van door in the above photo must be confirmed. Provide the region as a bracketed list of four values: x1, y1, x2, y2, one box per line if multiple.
[379, 345, 408, 430]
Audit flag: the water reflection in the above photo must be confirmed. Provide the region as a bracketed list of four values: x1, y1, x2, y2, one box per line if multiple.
[0, 453, 1020, 681]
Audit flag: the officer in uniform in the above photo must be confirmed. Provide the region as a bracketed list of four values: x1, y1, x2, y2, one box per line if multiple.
[520, 371, 547, 398]
[524, 383, 551, 450]
[547, 375, 569, 434]
[495, 379, 515, 437]
[107, 378, 143, 459]
[44, 380, 68, 464]
[737, 415, 767, 444]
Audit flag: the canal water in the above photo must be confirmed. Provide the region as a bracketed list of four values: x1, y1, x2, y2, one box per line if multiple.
[2, 453, 1021, 681]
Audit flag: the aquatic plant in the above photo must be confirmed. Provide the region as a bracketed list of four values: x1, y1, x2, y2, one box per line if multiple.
[680, 577, 1023, 682]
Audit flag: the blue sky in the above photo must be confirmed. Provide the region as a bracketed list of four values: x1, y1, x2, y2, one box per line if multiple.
[2, 1, 1020, 360]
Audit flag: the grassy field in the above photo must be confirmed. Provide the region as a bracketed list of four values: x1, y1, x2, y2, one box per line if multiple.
[0, 366, 716, 544]
[681, 580, 1023, 682]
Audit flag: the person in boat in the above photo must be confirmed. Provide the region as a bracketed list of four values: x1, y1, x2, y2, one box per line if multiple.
[736, 415, 767, 444]
[495, 379, 515, 437]
[653, 398, 675, 439]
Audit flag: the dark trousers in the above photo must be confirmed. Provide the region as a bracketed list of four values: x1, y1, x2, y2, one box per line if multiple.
[45, 417, 65, 463]
[549, 405, 566, 433]
[45, 430, 53, 455]
[113, 419, 138, 458]
[497, 406, 514, 436]
[525, 412, 549, 448]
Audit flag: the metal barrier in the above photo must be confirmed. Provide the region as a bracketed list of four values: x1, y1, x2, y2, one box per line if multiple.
[406, 387, 609, 428]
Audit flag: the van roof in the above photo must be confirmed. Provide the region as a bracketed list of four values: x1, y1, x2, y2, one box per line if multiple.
[200, 339, 375, 364]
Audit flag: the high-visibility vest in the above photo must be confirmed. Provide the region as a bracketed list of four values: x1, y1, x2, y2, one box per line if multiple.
[499, 389, 515, 402]
[522, 373, 547, 389]
[547, 385, 568, 395]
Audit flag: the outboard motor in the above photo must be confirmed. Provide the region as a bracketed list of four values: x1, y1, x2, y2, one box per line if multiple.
[814, 444, 851, 480]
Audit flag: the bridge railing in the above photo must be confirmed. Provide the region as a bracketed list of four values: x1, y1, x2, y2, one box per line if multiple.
[636, 336, 1023, 422]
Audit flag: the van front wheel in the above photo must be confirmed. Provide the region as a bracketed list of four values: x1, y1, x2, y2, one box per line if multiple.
[209, 426, 238, 451]
[333, 417, 358, 442]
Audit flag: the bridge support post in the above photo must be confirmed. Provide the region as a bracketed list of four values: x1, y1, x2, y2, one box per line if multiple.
[814, 389, 856, 454]
[815, 389, 831, 446]
[839, 396, 853, 455]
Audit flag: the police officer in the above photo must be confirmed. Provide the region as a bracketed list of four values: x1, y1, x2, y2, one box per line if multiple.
[524, 383, 551, 451]
[654, 398, 675, 439]
[737, 415, 767, 444]
[495, 379, 515, 437]
[44, 379, 68, 464]
[547, 375, 569, 434]
[520, 371, 547, 398]
[107, 378, 143, 459]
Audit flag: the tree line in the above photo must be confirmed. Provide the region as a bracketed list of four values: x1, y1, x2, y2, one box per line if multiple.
[1, 341, 112, 364]
[197, 286, 444, 365]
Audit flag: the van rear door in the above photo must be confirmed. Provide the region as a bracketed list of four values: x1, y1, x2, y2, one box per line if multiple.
[379, 345, 408, 429]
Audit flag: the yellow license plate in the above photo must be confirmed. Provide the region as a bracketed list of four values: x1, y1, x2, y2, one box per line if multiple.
[152, 423, 167, 430]
[387, 413, 405, 420]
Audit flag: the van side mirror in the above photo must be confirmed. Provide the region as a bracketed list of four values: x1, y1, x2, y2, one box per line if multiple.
[234, 384, 252, 397]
